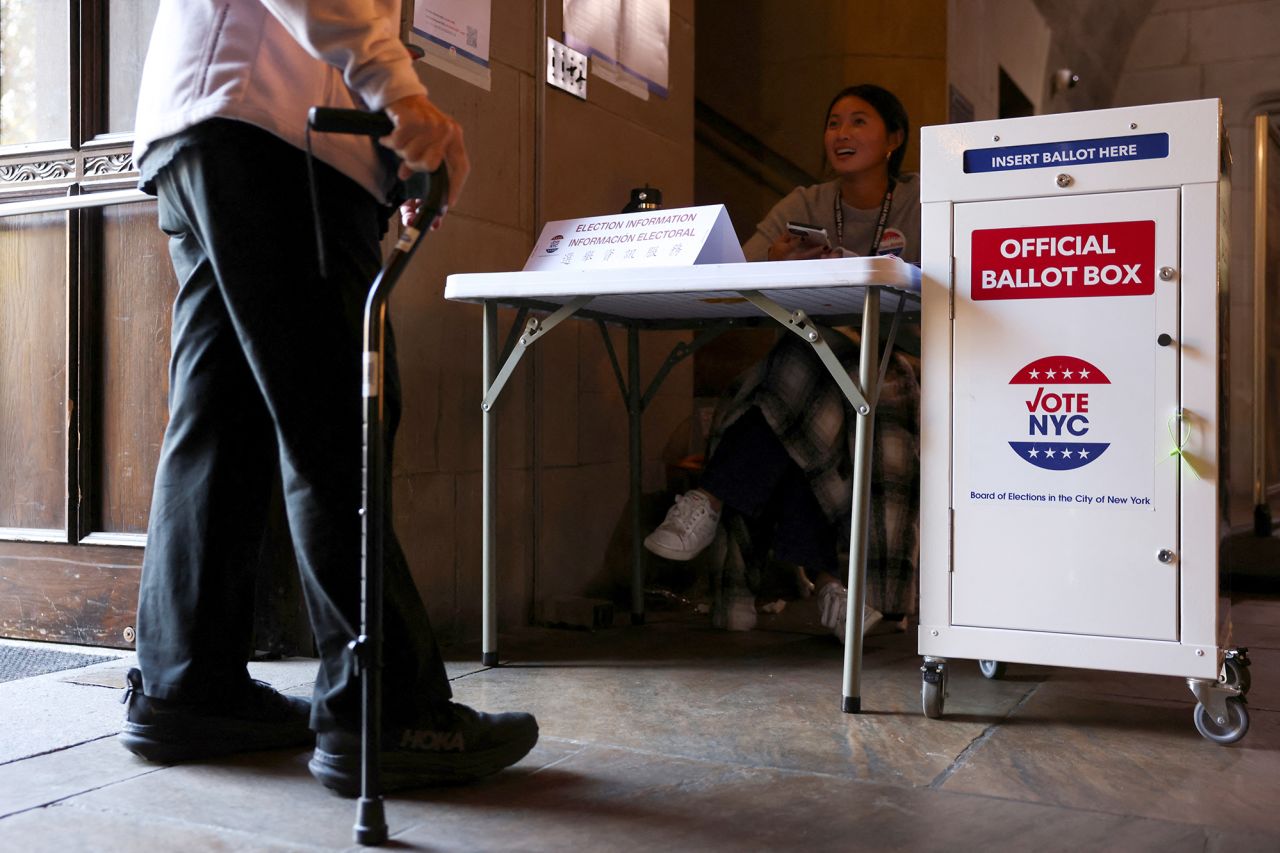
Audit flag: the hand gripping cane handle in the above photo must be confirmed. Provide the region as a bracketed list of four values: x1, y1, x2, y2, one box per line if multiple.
[308, 106, 394, 137]
[307, 107, 450, 225]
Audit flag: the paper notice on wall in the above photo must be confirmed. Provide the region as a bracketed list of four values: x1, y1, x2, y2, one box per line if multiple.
[411, 1, 492, 91]
[564, 0, 669, 98]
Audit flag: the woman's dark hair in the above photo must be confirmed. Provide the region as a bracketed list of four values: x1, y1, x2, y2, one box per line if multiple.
[823, 84, 910, 178]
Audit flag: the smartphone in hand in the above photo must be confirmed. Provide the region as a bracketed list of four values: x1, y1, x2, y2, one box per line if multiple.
[786, 221, 831, 250]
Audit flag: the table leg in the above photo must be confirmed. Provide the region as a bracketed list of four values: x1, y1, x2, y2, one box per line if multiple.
[842, 287, 880, 712]
[482, 301, 499, 665]
[477, 296, 592, 663]
[628, 326, 645, 625]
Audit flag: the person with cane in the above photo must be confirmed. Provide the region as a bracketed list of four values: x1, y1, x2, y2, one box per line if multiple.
[118, 0, 538, 803]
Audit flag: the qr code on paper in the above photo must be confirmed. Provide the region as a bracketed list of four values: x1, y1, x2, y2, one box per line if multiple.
[466, 26, 478, 48]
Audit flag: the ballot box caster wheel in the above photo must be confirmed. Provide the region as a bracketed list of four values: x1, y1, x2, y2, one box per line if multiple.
[1222, 650, 1251, 696]
[1193, 696, 1250, 745]
[922, 678, 945, 718]
[978, 659, 1006, 680]
[921, 657, 948, 719]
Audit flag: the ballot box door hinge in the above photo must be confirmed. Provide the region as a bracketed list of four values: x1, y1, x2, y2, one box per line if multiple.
[949, 256, 956, 320]
[948, 508, 955, 573]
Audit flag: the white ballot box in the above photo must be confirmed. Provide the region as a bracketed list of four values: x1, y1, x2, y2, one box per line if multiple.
[917, 99, 1251, 743]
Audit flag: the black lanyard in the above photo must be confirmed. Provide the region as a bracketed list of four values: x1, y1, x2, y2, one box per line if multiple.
[833, 178, 895, 255]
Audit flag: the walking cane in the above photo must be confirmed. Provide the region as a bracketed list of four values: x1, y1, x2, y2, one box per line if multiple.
[307, 107, 449, 846]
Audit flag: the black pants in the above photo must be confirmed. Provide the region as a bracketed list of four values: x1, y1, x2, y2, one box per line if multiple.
[135, 120, 450, 733]
[700, 407, 838, 577]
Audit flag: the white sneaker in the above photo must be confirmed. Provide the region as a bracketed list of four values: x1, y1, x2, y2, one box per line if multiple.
[643, 491, 721, 561]
[817, 582, 882, 642]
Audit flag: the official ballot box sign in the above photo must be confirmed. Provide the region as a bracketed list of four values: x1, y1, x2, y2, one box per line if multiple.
[919, 99, 1230, 680]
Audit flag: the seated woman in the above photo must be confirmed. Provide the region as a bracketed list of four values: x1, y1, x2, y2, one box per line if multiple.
[644, 84, 920, 639]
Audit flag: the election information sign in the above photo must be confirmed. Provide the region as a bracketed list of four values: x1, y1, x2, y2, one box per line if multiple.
[523, 205, 744, 272]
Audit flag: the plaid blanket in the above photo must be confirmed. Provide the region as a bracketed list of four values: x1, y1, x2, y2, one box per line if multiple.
[711, 330, 921, 616]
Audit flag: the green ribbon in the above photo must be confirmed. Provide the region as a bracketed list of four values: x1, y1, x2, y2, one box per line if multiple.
[1165, 411, 1201, 480]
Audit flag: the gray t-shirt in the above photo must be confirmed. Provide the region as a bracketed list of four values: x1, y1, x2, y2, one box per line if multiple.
[742, 173, 921, 264]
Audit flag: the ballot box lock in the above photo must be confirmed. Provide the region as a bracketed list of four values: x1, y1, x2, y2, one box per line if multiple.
[1157, 549, 1176, 564]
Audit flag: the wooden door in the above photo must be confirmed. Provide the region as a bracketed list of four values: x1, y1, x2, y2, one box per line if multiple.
[0, 1, 310, 653]
[0, 1, 170, 648]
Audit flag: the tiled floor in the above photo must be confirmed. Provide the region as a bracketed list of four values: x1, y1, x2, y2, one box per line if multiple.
[1, 591, 1277, 852]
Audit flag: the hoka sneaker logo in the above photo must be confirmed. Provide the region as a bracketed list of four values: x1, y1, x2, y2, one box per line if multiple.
[400, 729, 466, 752]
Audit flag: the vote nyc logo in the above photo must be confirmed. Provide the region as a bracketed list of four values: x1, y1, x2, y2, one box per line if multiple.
[1008, 355, 1110, 471]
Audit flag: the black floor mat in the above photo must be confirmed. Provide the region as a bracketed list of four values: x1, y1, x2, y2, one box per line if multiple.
[0, 644, 114, 684]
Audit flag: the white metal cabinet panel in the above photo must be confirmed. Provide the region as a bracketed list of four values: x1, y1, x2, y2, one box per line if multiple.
[919, 99, 1221, 204]
[919, 200, 955, 632]
[950, 189, 1181, 641]
[1179, 179, 1230, 650]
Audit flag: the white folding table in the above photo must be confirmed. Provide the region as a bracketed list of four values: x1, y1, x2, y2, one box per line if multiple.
[444, 255, 921, 711]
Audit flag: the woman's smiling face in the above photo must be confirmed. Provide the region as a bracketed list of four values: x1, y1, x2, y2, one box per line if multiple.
[824, 95, 902, 178]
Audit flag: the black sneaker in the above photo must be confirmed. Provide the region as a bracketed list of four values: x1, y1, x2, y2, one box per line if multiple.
[119, 667, 312, 763]
[308, 702, 539, 797]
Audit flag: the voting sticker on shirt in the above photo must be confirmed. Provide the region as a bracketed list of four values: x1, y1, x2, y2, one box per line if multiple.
[877, 227, 907, 257]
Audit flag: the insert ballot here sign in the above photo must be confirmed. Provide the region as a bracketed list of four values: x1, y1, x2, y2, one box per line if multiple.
[963, 132, 1169, 173]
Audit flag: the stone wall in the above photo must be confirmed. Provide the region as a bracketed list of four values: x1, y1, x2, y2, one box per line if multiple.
[697, 0, 948, 235]
[389, 1, 696, 642]
[1114, 0, 1280, 524]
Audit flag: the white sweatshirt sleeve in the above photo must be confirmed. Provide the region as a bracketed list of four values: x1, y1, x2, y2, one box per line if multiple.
[257, 0, 427, 109]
